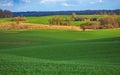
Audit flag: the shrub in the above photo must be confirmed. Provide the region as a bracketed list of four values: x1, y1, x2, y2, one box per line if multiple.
[19, 25, 29, 29]
[80, 21, 100, 31]
[88, 21, 100, 29]
[9, 22, 18, 30]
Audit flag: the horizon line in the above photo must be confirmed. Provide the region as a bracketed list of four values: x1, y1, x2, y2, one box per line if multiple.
[12, 9, 120, 12]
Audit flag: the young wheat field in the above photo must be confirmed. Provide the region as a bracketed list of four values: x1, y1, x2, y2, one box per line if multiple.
[0, 29, 120, 75]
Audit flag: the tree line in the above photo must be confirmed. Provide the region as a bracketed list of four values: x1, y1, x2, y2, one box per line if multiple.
[80, 14, 120, 31]
[0, 9, 13, 18]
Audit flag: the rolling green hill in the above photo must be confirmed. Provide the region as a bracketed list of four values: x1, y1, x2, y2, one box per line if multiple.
[0, 29, 120, 75]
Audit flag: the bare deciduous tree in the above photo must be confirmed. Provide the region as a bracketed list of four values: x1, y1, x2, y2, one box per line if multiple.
[0, 9, 13, 18]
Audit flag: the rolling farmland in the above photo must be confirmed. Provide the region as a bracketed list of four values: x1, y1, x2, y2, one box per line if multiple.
[0, 29, 120, 75]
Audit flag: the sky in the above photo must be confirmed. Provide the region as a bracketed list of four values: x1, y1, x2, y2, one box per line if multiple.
[0, 0, 120, 12]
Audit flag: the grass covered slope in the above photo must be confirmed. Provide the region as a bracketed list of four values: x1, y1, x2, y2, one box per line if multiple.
[0, 29, 120, 75]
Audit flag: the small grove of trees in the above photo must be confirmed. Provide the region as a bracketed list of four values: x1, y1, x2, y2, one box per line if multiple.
[12, 16, 26, 29]
[80, 14, 120, 31]
[49, 16, 72, 26]
[0, 9, 13, 18]
[99, 15, 119, 29]
[12, 16, 27, 24]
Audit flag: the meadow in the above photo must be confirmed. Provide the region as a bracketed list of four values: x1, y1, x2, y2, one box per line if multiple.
[24, 15, 103, 26]
[0, 15, 106, 26]
[0, 15, 120, 26]
[0, 29, 120, 75]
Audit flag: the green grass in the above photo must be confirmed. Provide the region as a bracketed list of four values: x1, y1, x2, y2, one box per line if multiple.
[25, 15, 103, 26]
[0, 29, 120, 75]
[0, 15, 120, 26]
[0, 15, 109, 26]
[0, 18, 11, 22]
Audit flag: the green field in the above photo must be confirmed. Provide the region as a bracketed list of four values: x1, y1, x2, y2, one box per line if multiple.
[0, 29, 120, 75]
[0, 15, 120, 26]
[23, 15, 103, 26]
[0, 15, 107, 26]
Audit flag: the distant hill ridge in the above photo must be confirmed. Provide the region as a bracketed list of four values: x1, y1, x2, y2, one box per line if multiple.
[13, 9, 120, 16]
